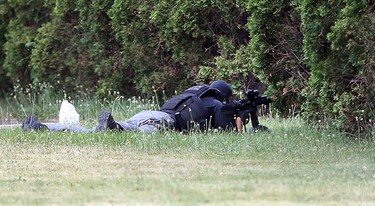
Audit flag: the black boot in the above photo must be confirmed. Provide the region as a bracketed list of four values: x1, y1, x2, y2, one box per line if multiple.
[96, 110, 123, 131]
[21, 116, 49, 131]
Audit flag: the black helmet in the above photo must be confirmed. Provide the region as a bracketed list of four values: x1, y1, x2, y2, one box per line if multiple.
[210, 80, 233, 101]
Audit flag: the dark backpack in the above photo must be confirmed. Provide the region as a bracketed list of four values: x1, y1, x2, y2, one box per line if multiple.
[161, 85, 222, 131]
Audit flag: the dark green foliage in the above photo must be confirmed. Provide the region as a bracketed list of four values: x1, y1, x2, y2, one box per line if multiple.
[301, 0, 374, 135]
[31, 0, 107, 97]
[76, 0, 133, 98]
[0, 1, 12, 96]
[109, 0, 250, 95]
[247, 0, 306, 114]
[300, 0, 344, 119]
[109, 0, 165, 95]
[0, 0, 374, 137]
[2, 0, 51, 89]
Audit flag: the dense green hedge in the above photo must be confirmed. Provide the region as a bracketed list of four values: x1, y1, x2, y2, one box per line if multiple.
[301, 0, 375, 135]
[0, 0, 374, 136]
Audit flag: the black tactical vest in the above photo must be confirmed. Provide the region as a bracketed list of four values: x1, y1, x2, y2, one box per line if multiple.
[160, 85, 222, 131]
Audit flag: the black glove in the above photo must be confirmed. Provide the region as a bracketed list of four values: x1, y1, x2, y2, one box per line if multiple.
[253, 124, 271, 133]
[229, 100, 241, 109]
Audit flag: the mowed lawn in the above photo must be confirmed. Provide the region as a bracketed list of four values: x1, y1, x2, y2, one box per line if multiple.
[0, 117, 374, 205]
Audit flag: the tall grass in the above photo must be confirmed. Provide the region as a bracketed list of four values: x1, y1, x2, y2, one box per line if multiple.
[0, 82, 160, 126]
[0, 81, 374, 140]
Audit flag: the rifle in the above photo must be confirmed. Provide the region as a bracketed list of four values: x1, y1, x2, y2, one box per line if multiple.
[235, 90, 272, 131]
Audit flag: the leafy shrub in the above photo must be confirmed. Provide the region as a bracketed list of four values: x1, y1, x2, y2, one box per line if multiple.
[247, 0, 306, 114]
[301, 0, 374, 136]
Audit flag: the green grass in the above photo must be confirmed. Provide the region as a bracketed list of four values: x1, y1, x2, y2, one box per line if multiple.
[1, 116, 374, 205]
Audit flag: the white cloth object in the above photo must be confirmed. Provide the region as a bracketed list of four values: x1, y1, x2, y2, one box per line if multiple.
[59, 100, 80, 125]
